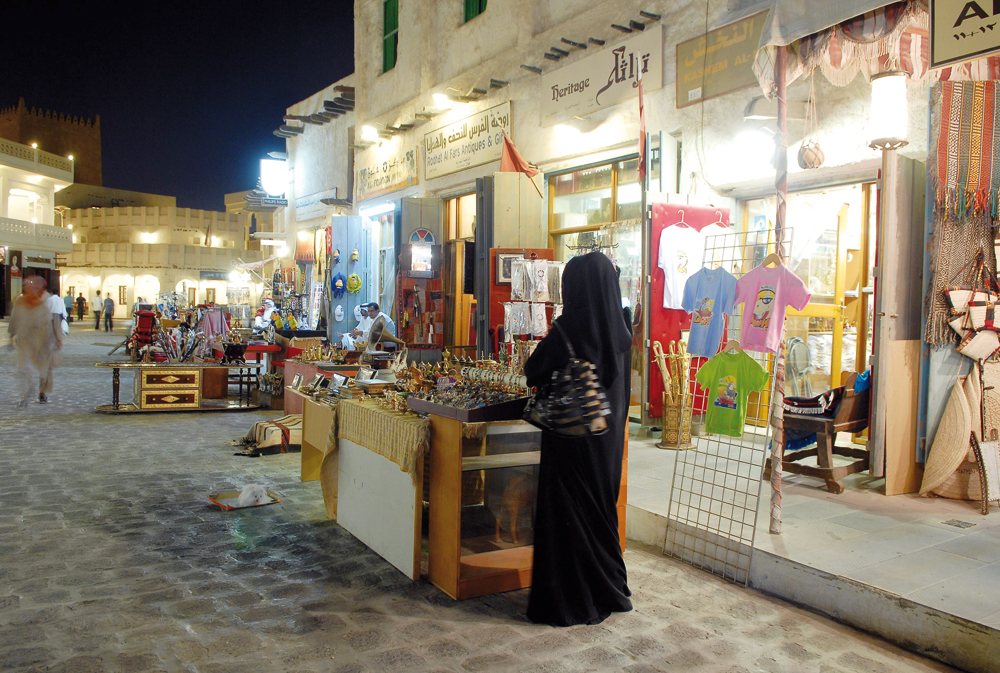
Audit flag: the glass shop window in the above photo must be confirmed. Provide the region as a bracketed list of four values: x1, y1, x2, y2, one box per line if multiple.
[118, 286, 128, 306]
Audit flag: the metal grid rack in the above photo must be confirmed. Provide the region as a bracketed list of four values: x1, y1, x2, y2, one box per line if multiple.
[663, 227, 793, 585]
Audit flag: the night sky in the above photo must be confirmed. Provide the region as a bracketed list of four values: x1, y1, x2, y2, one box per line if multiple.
[2, 2, 354, 211]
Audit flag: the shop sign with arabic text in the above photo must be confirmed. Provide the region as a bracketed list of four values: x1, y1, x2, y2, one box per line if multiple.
[424, 102, 511, 180]
[540, 29, 663, 127]
[931, 0, 1000, 68]
[355, 146, 418, 202]
[676, 12, 766, 108]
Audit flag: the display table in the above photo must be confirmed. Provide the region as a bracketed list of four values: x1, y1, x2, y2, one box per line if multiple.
[285, 389, 338, 482]
[325, 400, 430, 580]
[283, 362, 321, 414]
[93, 362, 261, 413]
[211, 342, 282, 362]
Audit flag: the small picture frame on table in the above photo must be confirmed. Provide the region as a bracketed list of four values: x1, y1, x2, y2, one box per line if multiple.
[291, 373, 303, 388]
[306, 373, 325, 390]
[329, 373, 347, 391]
[355, 367, 375, 383]
[496, 251, 524, 285]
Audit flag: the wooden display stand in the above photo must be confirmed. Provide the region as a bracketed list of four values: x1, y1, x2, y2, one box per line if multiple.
[94, 362, 259, 413]
[428, 413, 628, 600]
[765, 373, 871, 494]
[428, 414, 537, 600]
[287, 390, 337, 482]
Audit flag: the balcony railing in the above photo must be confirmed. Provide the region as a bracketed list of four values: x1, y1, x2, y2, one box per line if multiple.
[0, 138, 74, 179]
[0, 217, 74, 253]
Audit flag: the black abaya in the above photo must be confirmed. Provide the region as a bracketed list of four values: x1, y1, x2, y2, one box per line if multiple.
[524, 252, 633, 626]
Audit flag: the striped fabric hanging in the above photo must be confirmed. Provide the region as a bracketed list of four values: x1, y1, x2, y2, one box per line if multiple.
[933, 82, 1000, 221]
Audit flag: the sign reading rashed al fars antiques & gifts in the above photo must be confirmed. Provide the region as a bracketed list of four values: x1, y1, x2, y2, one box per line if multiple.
[676, 12, 766, 108]
[540, 29, 663, 127]
[355, 146, 418, 202]
[424, 102, 511, 180]
[931, 0, 1000, 68]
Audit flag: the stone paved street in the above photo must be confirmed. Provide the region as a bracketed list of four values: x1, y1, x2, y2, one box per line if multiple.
[0, 325, 959, 673]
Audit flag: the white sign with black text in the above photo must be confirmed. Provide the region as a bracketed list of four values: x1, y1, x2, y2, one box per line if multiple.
[424, 102, 511, 180]
[541, 28, 663, 127]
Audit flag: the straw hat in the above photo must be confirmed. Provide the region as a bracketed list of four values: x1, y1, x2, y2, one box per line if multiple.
[920, 376, 973, 495]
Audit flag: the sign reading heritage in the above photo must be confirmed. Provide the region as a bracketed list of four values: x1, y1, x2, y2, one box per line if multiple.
[424, 102, 511, 180]
[355, 146, 418, 202]
[931, 0, 1000, 68]
[676, 12, 766, 108]
[540, 29, 663, 127]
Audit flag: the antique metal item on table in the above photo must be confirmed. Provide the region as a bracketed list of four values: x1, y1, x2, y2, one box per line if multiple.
[221, 342, 248, 365]
[522, 322, 610, 437]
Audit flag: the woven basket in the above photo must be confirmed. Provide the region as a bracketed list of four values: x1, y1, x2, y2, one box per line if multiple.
[920, 376, 972, 495]
[659, 394, 694, 450]
[931, 456, 982, 501]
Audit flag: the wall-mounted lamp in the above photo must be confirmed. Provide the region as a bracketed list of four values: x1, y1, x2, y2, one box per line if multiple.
[868, 70, 909, 150]
[360, 125, 380, 143]
[260, 159, 289, 197]
[432, 93, 453, 111]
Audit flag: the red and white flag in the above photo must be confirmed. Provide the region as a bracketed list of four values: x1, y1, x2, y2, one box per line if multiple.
[637, 71, 646, 186]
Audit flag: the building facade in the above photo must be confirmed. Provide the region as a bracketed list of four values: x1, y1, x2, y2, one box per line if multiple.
[0, 98, 102, 186]
[0, 136, 74, 315]
[59, 204, 262, 317]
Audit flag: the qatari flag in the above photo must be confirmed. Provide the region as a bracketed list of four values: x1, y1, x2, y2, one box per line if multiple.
[500, 129, 538, 177]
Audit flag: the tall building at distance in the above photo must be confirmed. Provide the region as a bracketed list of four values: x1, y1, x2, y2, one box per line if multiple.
[0, 97, 102, 186]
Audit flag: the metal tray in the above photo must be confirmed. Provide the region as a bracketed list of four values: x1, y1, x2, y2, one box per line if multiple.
[406, 395, 528, 422]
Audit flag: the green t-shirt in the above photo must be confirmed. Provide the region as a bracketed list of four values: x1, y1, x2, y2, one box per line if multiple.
[695, 351, 770, 438]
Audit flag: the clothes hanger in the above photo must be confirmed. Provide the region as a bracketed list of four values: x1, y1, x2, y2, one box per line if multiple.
[670, 208, 693, 228]
[722, 339, 742, 354]
[762, 252, 783, 268]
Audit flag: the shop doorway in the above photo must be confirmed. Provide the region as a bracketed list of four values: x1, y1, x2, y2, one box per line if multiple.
[743, 183, 877, 399]
[444, 193, 477, 354]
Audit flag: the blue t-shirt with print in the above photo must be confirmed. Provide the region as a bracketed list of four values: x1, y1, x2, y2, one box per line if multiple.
[681, 266, 738, 358]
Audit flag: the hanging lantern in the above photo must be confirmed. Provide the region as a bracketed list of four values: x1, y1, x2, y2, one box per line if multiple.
[868, 70, 909, 150]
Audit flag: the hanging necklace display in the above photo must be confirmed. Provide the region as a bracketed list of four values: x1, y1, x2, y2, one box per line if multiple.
[797, 69, 825, 170]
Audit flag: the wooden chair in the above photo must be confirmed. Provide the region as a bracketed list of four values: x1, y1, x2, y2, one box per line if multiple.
[765, 372, 870, 494]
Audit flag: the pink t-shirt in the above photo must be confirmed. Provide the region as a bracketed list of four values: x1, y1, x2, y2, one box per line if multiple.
[733, 263, 810, 353]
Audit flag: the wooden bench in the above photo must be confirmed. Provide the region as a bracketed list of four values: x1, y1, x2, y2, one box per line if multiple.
[765, 373, 870, 494]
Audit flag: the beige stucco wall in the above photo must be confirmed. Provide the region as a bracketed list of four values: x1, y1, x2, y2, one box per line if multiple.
[345, 0, 929, 208]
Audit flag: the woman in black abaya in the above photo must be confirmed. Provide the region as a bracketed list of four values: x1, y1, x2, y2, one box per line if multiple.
[524, 252, 633, 626]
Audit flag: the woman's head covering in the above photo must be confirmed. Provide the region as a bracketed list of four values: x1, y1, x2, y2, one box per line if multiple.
[555, 252, 632, 387]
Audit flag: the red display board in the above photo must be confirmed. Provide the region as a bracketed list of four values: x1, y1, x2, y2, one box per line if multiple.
[648, 203, 729, 419]
[488, 248, 554, 354]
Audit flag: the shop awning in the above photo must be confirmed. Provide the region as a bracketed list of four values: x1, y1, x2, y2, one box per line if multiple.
[753, 0, 929, 97]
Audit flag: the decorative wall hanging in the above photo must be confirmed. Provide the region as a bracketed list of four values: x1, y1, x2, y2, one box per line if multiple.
[347, 273, 362, 293]
[797, 71, 825, 169]
[332, 273, 347, 299]
[333, 248, 341, 264]
[350, 248, 360, 262]
[925, 82, 1000, 346]
[335, 305, 345, 321]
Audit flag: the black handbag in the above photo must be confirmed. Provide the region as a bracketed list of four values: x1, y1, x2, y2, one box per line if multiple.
[523, 321, 612, 437]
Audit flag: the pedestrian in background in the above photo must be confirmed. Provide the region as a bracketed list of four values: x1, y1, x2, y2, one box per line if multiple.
[93, 289, 102, 329]
[8, 276, 62, 405]
[76, 293, 85, 322]
[63, 292, 74, 323]
[103, 294, 115, 332]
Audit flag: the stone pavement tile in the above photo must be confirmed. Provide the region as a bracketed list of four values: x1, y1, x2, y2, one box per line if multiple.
[0, 332, 961, 673]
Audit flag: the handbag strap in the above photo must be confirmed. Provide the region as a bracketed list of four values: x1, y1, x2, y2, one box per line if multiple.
[552, 320, 577, 359]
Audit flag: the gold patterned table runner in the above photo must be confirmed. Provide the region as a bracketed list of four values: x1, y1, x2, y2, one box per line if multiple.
[337, 399, 430, 475]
